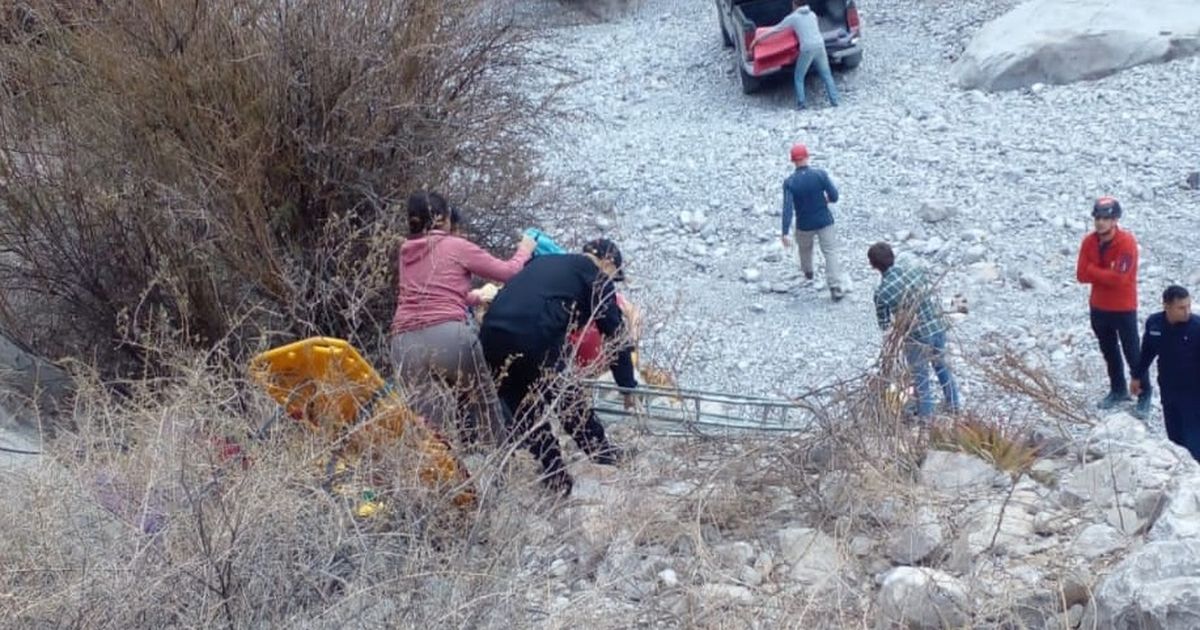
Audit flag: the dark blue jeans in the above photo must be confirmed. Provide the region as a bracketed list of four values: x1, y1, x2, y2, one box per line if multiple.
[1162, 392, 1200, 461]
[1089, 308, 1149, 398]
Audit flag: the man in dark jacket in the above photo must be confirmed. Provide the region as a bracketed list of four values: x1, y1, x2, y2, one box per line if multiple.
[780, 143, 846, 301]
[479, 239, 637, 495]
[1131, 285, 1200, 460]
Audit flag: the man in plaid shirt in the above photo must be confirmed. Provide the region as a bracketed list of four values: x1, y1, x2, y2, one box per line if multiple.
[868, 242, 961, 418]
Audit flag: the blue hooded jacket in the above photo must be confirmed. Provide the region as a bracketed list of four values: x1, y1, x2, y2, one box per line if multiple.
[782, 166, 839, 234]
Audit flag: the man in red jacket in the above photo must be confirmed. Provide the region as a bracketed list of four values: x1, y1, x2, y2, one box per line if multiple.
[1076, 197, 1151, 417]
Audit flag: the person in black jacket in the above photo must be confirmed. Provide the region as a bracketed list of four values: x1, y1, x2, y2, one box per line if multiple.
[1131, 285, 1200, 460]
[479, 238, 638, 494]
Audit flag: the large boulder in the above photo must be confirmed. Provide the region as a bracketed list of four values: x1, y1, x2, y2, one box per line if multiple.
[919, 450, 1010, 493]
[775, 527, 845, 586]
[1092, 540, 1200, 629]
[1148, 473, 1200, 542]
[876, 567, 971, 629]
[952, 0, 1200, 91]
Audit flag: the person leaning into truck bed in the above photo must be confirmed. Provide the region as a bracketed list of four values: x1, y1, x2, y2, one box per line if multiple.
[751, 0, 840, 109]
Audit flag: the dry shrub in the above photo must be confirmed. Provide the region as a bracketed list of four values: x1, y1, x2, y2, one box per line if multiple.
[0, 0, 552, 377]
[929, 417, 1040, 474]
[0, 355, 572, 628]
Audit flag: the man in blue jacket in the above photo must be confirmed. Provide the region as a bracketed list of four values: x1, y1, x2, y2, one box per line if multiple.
[1131, 285, 1200, 460]
[781, 143, 846, 301]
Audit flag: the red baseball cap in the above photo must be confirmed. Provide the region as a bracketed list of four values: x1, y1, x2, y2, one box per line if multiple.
[790, 143, 809, 162]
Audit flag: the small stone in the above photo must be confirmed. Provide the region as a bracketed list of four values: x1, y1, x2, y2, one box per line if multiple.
[739, 566, 764, 587]
[658, 568, 679, 589]
[750, 303, 765, 313]
[698, 583, 754, 606]
[918, 201, 957, 223]
[550, 558, 569, 578]
[1068, 604, 1084, 628]
[1186, 171, 1199, 190]
[962, 244, 988, 264]
[969, 261, 1001, 283]
[1018, 270, 1052, 292]
[1071, 523, 1124, 559]
[742, 268, 762, 282]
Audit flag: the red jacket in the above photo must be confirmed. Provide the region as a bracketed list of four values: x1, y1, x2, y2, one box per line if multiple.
[1076, 227, 1138, 312]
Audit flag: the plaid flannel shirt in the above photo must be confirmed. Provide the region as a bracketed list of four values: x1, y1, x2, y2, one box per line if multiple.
[873, 265, 946, 342]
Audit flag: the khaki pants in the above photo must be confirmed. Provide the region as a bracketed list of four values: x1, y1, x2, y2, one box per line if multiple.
[390, 320, 508, 446]
[796, 224, 845, 293]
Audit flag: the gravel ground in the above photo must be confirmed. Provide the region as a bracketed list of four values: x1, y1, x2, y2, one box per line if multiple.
[524, 0, 1200, 428]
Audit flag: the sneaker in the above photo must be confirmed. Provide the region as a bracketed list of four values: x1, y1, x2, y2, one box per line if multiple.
[1097, 391, 1133, 410]
[830, 289, 845, 302]
[804, 272, 815, 281]
[1133, 396, 1152, 420]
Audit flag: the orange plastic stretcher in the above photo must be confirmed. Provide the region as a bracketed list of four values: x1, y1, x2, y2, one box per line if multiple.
[248, 337, 475, 508]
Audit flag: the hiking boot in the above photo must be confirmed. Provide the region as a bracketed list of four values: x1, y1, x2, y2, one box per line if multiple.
[591, 444, 633, 467]
[1097, 391, 1133, 410]
[830, 288, 846, 302]
[1133, 395, 1152, 420]
[804, 271, 814, 281]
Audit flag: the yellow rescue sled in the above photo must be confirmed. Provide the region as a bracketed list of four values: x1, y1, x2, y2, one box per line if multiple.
[249, 337, 476, 510]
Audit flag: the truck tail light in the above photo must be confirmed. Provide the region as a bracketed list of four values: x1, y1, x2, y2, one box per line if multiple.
[847, 5, 861, 33]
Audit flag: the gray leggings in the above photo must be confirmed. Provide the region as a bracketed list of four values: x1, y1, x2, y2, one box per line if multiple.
[390, 320, 508, 445]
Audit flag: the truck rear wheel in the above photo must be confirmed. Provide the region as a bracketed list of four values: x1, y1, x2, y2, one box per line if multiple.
[738, 62, 763, 94]
[719, 15, 733, 47]
[840, 51, 863, 70]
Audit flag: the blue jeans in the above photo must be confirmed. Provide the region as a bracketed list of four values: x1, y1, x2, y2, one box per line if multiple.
[793, 47, 839, 107]
[904, 331, 961, 417]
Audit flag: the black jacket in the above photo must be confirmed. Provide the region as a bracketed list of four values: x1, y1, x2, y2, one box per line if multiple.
[480, 254, 637, 388]
[1133, 313, 1200, 395]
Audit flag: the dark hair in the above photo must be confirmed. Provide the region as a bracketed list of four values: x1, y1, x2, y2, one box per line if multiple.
[449, 206, 464, 229]
[867, 241, 895, 272]
[1163, 285, 1190, 304]
[407, 191, 450, 236]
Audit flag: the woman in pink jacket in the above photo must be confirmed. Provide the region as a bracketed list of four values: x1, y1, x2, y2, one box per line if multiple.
[390, 192, 534, 443]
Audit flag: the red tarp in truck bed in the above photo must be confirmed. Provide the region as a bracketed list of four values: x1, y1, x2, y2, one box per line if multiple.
[751, 27, 798, 75]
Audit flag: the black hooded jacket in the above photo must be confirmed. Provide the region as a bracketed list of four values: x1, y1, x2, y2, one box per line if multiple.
[479, 254, 637, 389]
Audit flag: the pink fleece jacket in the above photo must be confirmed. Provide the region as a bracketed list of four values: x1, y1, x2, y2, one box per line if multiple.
[390, 231, 530, 335]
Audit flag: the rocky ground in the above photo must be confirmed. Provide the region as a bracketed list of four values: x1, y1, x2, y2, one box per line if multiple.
[524, 0, 1200, 431]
